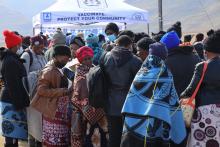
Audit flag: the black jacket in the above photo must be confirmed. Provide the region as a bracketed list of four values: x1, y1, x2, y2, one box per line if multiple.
[104, 46, 142, 116]
[165, 46, 201, 96]
[181, 57, 220, 107]
[0, 50, 29, 109]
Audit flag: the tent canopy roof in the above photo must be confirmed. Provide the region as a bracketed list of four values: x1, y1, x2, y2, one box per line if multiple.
[33, 0, 148, 28]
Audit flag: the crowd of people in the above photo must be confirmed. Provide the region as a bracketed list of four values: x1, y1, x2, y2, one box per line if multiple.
[0, 21, 220, 147]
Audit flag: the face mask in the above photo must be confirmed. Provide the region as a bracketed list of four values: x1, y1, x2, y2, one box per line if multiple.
[107, 34, 116, 42]
[16, 46, 23, 55]
[55, 61, 66, 69]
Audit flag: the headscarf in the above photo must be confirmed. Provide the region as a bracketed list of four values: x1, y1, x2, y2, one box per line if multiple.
[86, 33, 103, 65]
[76, 46, 94, 63]
[121, 55, 186, 144]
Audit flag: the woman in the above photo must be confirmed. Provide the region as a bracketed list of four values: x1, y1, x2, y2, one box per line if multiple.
[121, 42, 186, 147]
[0, 30, 29, 147]
[181, 30, 220, 146]
[21, 35, 47, 147]
[71, 46, 108, 147]
[86, 33, 103, 65]
[31, 45, 72, 147]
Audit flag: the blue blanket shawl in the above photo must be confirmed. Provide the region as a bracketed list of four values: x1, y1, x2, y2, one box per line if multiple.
[121, 55, 186, 144]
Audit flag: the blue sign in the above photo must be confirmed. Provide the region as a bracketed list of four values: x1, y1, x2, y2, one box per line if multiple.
[43, 12, 52, 22]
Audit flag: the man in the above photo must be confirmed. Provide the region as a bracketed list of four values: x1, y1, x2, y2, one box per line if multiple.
[136, 37, 155, 61]
[105, 22, 119, 42]
[104, 23, 120, 51]
[20, 35, 47, 147]
[162, 31, 201, 96]
[103, 35, 142, 147]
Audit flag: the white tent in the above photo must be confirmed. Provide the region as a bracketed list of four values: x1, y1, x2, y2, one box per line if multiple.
[32, 0, 148, 29]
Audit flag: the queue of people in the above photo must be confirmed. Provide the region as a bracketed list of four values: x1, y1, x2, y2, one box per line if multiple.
[0, 21, 220, 147]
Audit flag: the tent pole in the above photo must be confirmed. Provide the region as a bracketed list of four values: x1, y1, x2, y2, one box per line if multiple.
[40, 24, 43, 34]
[124, 22, 127, 30]
[147, 23, 150, 35]
[33, 27, 35, 36]
[158, 0, 163, 31]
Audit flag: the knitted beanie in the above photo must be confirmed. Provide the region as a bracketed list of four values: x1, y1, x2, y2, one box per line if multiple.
[149, 42, 168, 60]
[52, 30, 66, 46]
[3, 30, 22, 48]
[160, 31, 180, 50]
[53, 45, 71, 58]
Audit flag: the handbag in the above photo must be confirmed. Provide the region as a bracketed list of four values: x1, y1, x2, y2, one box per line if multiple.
[181, 62, 208, 128]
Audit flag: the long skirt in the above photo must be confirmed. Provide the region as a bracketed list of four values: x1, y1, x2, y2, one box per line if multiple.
[0, 101, 28, 140]
[187, 104, 220, 147]
[42, 97, 71, 147]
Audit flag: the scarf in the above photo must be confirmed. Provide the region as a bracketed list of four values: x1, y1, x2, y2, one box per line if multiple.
[75, 64, 91, 79]
[121, 55, 186, 144]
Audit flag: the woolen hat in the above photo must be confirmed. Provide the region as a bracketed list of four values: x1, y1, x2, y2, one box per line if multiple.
[160, 31, 180, 50]
[53, 45, 71, 58]
[86, 33, 99, 44]
[52, 30, 66, 46]
[3, 30, 22, 48]
[149, 42, 168, 60]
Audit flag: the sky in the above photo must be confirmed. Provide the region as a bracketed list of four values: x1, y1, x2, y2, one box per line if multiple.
[0, 0, 220, 45]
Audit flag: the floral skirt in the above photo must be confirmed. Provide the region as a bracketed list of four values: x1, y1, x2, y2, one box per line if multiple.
[42, 97, 71, 147]
[187, 104, 220, 147]
[0, 101, 28, 140]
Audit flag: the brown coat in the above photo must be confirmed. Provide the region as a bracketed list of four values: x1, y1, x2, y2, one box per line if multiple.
[31, 61, 69, 119]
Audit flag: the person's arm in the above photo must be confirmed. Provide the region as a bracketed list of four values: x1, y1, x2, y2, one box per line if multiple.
[20, 52, 30, 73]
[180, 63, 203, 98]
[4, 59, 28, 109]
[37, 69, 69, 98]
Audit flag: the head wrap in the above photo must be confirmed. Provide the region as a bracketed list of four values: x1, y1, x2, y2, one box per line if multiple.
[76, 46, 94, 63]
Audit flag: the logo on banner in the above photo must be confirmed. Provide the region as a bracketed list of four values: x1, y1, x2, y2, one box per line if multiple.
[43, 12, 52, 22]
[132, 13, 145, 21]
[78, 0, 107, 10]
[84, 0, 101, 6]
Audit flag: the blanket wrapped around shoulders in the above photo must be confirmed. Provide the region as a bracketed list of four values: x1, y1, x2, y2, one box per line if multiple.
[121, 55, 186, 145]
